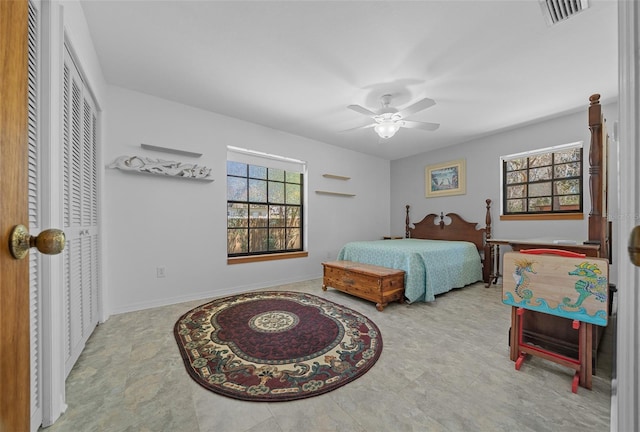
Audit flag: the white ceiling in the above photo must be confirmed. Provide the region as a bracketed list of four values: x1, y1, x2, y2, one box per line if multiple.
[80, 0, 618, 160]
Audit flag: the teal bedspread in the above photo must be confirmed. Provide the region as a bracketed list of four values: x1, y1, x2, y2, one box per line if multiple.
[337, 239, 482, 303]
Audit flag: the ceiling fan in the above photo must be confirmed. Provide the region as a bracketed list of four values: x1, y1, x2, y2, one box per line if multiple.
[346, 94, 440, 139]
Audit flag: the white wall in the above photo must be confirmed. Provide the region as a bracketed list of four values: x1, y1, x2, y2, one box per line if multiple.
[390, 102, 618, 244]
[61, 0, 107, 104]
[104, 86, 390, 314]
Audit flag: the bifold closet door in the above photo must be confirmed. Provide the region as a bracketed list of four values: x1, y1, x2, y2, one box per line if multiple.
[62, 46, 100, 376]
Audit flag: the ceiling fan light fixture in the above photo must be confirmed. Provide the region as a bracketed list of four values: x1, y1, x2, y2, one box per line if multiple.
[374, 120, 400, 139]
[346, 95, 437, 138]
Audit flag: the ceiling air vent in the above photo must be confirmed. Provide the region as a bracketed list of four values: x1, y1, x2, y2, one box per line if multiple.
[539, 0, 589, 25]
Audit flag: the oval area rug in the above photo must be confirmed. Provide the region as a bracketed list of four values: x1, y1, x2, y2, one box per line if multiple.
[173, 291, 383, 402]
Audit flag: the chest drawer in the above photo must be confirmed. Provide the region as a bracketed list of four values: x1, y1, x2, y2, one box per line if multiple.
[322, 261, 405, 311]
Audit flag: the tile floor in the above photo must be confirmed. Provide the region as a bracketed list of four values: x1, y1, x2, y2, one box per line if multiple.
[41, 279, 613, 432]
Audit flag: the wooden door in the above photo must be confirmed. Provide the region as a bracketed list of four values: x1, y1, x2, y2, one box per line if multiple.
[0, 1, 31, 431]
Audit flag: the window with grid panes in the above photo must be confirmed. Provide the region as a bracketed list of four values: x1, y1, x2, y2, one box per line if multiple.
[227, 161, 303, 256]
[502, 143, 583, 215]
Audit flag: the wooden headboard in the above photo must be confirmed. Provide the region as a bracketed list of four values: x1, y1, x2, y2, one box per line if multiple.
[405, 199, 493, 283]
[405, 199, 492, 250]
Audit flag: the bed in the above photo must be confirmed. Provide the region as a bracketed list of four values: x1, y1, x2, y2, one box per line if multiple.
[337, 199, 493, 303]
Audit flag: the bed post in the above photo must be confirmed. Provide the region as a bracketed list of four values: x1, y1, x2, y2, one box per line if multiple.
[405, 205, 410, 238]
[588, 94, 609, 261]
[483, 199, 492, 285]
[485, 199, 492, 240]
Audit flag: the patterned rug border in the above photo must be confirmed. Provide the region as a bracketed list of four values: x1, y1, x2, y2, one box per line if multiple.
[173, 291, 383, 402]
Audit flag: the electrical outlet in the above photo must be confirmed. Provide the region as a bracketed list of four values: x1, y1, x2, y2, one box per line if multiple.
[156, 267, 165, 278]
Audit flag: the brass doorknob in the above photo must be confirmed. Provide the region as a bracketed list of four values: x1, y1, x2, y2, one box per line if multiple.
[629, 225, 640, 267]
[9, 224, 66, 260]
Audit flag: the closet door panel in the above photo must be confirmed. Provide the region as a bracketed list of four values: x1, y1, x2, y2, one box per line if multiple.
[63, 238, 83, 375]
[62, 46, 99, 377]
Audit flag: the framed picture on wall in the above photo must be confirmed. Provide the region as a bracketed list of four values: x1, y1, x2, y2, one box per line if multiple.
[425, 159, 466, 198]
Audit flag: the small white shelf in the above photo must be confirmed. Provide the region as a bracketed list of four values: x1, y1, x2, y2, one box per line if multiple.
[141, 143, 202, 158]
[113, 168, 214, 182]
[315, 190, 355, 197]
[322, 174, 351, 180]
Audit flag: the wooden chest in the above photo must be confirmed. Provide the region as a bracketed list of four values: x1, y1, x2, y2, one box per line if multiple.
[322, 260, 405, 311]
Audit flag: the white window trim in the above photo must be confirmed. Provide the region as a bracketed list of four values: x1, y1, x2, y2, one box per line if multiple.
[227, 145, 307, 173]
[501, 141, 583, 162]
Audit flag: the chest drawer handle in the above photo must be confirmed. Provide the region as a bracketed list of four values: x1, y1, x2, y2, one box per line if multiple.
[343, 278, 355, 285]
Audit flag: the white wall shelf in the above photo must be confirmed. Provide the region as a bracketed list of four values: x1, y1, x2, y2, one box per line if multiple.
[322, 174, 351, 180]
[114, 168, 214, 182]
[141, 143, 202, 158]
[108, 155, 213, 181]
[315, 190, 355, 197]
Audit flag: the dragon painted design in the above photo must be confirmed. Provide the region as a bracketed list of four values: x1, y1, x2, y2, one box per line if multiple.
[563, 262, 608, 308]
[511, 258, 536, 300]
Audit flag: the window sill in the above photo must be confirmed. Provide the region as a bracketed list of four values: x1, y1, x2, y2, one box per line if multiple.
[227, 251, 308, 265]
[500, 213, 584, 221]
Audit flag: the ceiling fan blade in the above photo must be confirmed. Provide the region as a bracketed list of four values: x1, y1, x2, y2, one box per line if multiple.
[402, 120, 440, 131]
[397, 98, 436, 118]
[340, 123, 376, 133]
[347, 104, 378, 117]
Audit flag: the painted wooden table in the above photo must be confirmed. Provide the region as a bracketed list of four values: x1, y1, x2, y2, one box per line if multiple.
[502, 249, 609, 392]
[488, 239, 610, 372]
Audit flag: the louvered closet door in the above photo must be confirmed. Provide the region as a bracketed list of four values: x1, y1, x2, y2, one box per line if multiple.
[62, 46, 99, 376]
[27, 1, 43, 429]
